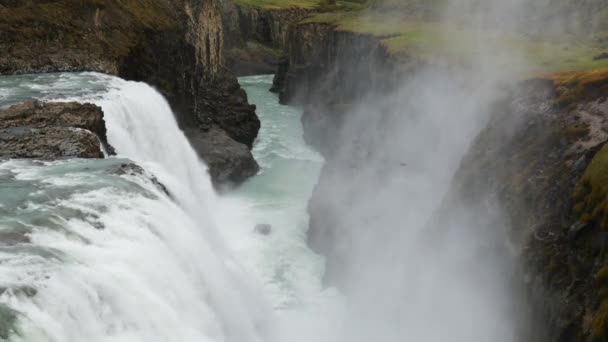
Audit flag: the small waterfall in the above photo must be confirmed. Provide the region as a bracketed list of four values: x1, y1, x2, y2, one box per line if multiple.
[0, 74, 270, 342]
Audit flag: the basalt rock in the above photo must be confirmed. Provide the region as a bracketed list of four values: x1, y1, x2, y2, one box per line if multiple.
[196, 71, 260, 148]
[185, 126, 259, 186]
[222, 1, 315, 76]
[115, 163, 171, 197]
[0, 101, 111, 160]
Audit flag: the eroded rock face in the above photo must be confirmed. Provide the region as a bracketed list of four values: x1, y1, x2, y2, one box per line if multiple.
[196, 72, 260, 148]
[0, 101, 110, 160]
[185, 126, 259, 186]
[222, 1, 315, 76]
[447, 74, 608, 341]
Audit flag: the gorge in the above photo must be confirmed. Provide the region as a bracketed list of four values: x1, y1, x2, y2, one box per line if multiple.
[2, 0, 608, 341]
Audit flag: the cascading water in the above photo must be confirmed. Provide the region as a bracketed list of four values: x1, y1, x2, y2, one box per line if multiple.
[0, 72, 519, 342]
[0, 73, 271, 341]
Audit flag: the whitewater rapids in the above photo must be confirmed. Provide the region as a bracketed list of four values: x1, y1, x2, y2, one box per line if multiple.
[0, 73, 339, 342]
[0, 73, 270, 342]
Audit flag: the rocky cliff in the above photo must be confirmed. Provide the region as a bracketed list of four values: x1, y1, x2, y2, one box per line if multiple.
[222, 1, 315, 76]
[0, 0, 259, 184]
[447, 71, 608, 341]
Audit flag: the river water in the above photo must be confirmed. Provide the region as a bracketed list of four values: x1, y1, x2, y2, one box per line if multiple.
[0, 73, 340, 341]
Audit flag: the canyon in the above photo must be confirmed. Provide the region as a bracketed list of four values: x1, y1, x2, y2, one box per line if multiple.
[3, 0, 608, 340]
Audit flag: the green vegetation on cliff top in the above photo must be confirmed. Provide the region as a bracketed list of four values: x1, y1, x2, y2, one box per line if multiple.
[235, 0, 608, 73]
[302, 11, 608, 73]
[0, 0, 176, 59]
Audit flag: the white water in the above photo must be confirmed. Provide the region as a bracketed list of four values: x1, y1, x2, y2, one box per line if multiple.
[220, 75, 343, 342]
[0, 74, 272, 341]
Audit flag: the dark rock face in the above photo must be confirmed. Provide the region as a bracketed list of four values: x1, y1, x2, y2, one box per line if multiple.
[447, 76, 608, 341]
[274, 21, 411, 156]
[196, 71, 260, 148]
[115, 163, 171, 197]
[0, 101, 110, 160]
[222, 1, 315, 76]
[0, 0, 260, 184]
[275, 22, 398, 105]
[185, 126, 259, 185]
[272, 21, 413, 275]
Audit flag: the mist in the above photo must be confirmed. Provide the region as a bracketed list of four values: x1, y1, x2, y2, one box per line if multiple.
[290, 0, 597, 341]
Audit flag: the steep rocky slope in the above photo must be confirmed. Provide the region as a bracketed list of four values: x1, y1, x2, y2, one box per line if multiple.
[0, 0, 259, 184]
[445, 73, 608, 341]
[222, 0, 315, 76]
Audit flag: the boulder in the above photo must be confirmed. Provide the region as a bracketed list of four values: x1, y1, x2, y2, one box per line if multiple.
[185, 126, 259, 186]
[0, 101, 112, 160]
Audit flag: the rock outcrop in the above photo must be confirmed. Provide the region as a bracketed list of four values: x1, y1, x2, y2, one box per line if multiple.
[0, 0, 259, 184]
[185, 126, 259, 185]
[0, 101, 110, 159]
[272, 20, 413, 154]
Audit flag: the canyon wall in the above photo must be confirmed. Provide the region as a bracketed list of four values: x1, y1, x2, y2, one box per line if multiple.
[221, 1, 314, 76]
[272, 12, 608, 341]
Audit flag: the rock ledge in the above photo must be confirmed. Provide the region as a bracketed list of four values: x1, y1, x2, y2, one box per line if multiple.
[0, 101, 111, 160]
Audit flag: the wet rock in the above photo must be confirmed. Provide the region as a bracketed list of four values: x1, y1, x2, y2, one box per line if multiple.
[254, 224, 272, 235]
[0, 304, 16, 340]
[185, 126, 259, 186]
[196, 72, 261, 149]
[0, 286, 37, 298]
[0, 231, 30, 245]
[0, 101, 112, 160]
[115, 163, 146, 176]
[115, 163, 171, 197]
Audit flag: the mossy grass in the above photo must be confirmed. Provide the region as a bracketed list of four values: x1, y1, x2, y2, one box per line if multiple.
[304, 12, 608, 73]
[0, 0, 177, 59]
[548, 69, 608, 107]
[592, 299, 608, 341]
[234, 0, 608, 77]
[574, 144, 608, 231]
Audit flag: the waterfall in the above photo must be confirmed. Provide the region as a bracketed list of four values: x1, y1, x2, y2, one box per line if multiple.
[0, 74, 270, 342]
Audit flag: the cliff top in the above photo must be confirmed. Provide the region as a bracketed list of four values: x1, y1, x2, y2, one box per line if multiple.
[300, 8, 608, 74]
[232, 0, 365, 10]
[232, 0, 608, 73]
